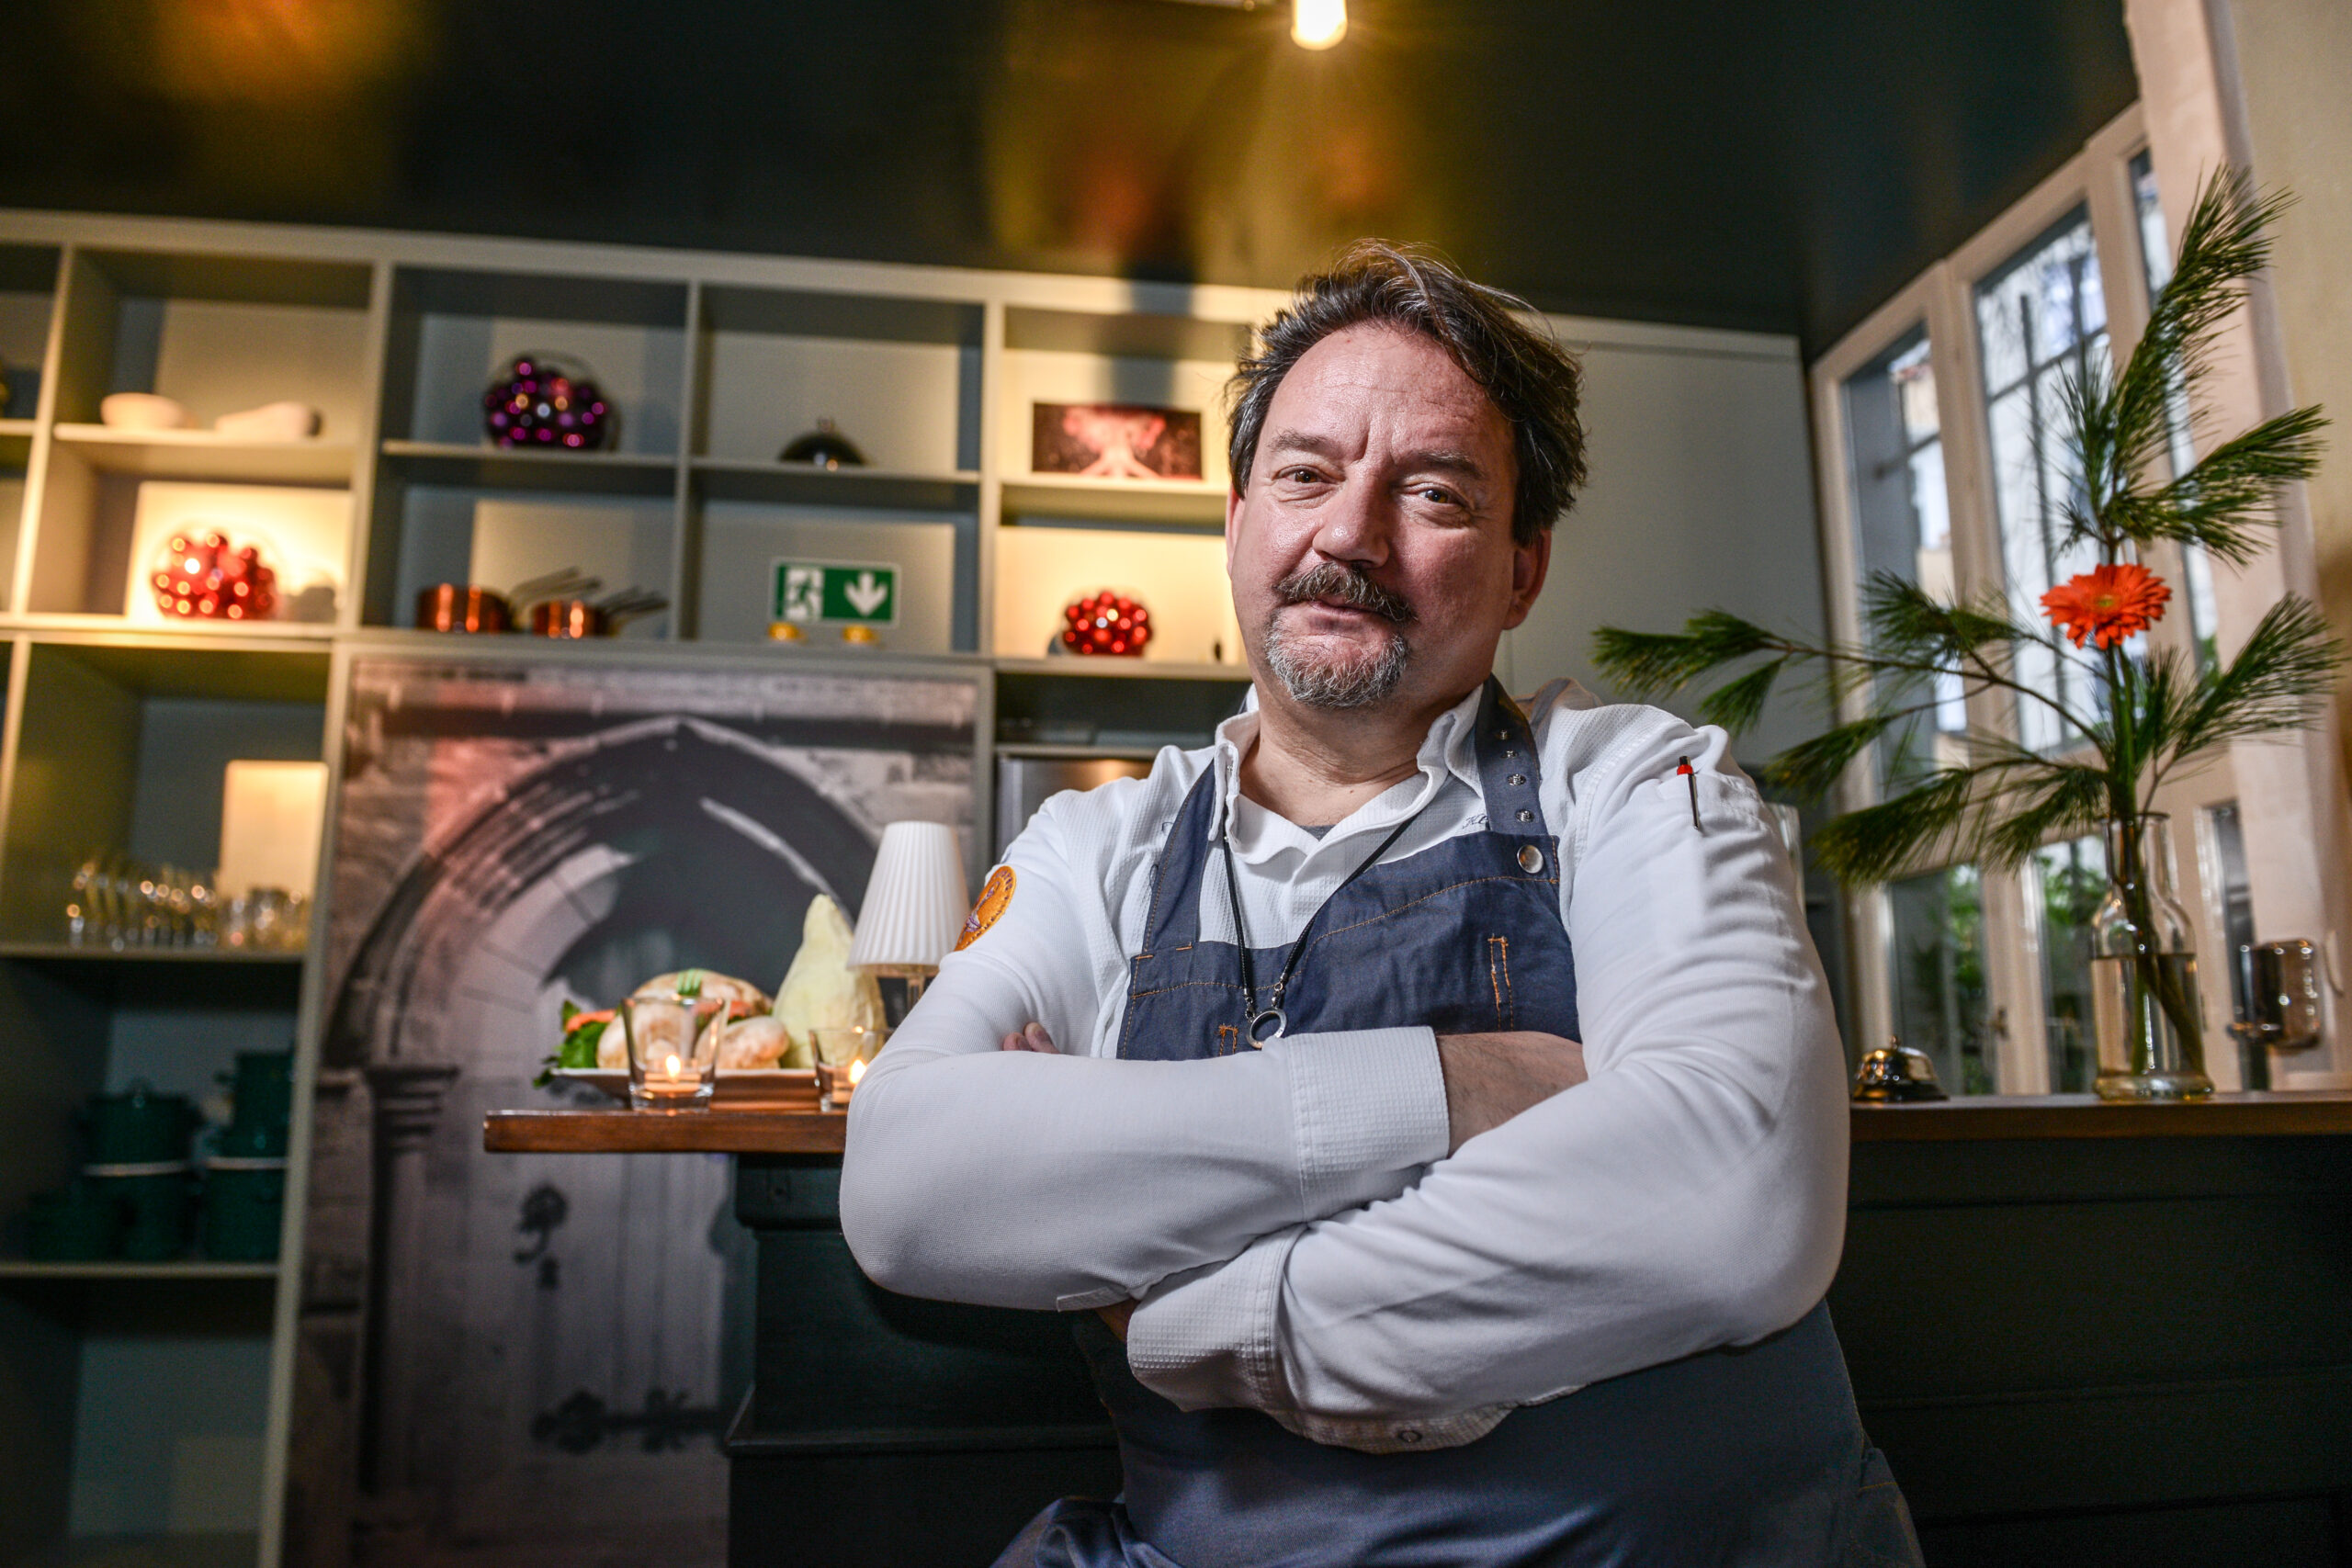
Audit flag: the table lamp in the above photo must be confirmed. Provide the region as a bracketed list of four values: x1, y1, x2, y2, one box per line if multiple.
[846, 821, 969, 1007]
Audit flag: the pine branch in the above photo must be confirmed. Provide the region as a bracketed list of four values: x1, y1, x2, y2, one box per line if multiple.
[1810, 769, 1977, 883]
[2162, 595, 2343, 768]
[2121, 404, 2328, 564]
[1589, 612, 1777, 695]
[1762, 715, 1906, 798]
[2129, 168, 2290, 434]
[1860, 571, 2021, 660]
[1979, 764, 2109, 865]
[1696, 656, 1792, 733]
[2081, 166, 2326, 563]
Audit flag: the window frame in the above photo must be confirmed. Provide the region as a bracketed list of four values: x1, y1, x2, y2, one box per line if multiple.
[1809, 105, 2233, 1093]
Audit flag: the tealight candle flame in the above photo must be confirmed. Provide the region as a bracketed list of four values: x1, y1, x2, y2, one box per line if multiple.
[1292, 0, 1347, 49]
[664, 1052, 682, 1078]
[848, 1057, 867, 1086]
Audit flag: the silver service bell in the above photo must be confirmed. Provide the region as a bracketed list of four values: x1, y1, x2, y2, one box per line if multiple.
[1851, 1036, 1949, 1102]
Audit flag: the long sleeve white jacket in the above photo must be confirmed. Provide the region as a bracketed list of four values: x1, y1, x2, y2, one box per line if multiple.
[840, 680, 1850, 1451]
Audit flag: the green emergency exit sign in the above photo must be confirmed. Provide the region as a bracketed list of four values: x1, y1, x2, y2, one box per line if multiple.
[773, 559, 899, 626]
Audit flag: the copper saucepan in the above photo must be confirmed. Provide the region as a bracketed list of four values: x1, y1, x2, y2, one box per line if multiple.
[414, 570, 600, 633]
[414, 583, 512, 633]
[526, 587, 669, 638]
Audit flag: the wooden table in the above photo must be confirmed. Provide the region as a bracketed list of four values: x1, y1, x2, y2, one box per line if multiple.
[483, 1090, 2352, 1568]
[485, 1089, 2352, 1157]
[485, 1106, 849, 1154]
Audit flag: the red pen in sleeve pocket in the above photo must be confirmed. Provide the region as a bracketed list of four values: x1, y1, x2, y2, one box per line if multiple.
[1676, 756, 1702, 830]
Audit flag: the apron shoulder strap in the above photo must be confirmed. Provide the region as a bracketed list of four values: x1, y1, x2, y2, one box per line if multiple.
[1475, 676, 1552, 838]
[1136, 759, 1222, 954]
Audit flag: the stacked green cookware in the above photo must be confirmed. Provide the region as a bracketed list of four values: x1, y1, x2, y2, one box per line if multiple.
[62, 1081, 201, 1260]
[202, 1050, 292, 1260]
[22, 1051, 292, 1263]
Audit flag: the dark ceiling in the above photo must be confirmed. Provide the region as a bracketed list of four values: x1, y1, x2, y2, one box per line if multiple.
[0, 0, 2138, 355]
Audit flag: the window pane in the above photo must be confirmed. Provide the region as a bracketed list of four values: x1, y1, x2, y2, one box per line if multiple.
[2131, 149, 2222, 670]
[1887, 863, 1997, 1094]
[1975, 208, 2109, 750]
[2203, 801, 2261, 1088]
[1841, 328, 1963, 784]
[2035, 834, 2107, 1091]
[2132, 151, 2172, 301]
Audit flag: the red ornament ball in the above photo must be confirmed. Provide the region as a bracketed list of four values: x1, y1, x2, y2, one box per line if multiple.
[150, 529, 277, 622]
[1060, 590, 1151, 657]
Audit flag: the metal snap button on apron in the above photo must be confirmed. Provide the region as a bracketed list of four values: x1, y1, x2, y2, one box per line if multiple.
[1517, 808, 1534, 823]
[1519, 845, 1544, 874]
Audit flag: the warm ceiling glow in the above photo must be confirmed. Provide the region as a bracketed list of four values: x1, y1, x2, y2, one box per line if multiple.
[1291, 0, 1346, 49]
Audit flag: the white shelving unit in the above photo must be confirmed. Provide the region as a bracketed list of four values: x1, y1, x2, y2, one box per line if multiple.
[0, 210, 1278, 1568]
[0, 206, 1815, 1568]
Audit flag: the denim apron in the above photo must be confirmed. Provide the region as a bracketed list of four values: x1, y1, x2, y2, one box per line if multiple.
[997, 681, 1922, 1568]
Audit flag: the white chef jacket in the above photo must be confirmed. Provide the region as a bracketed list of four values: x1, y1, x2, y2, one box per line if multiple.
[841, 677, 1850, 1452]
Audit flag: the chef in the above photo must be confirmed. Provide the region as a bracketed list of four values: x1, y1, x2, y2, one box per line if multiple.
[840, 243, 1922, 1567]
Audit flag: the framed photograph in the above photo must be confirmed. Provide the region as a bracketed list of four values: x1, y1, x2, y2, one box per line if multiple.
[1031, 401, 1203, 481]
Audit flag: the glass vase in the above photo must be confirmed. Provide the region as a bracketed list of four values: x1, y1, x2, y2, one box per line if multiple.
[2089, 814, 2214, 1100]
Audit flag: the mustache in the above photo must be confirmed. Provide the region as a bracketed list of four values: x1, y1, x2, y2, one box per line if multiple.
[1272, 561, 1415, 625]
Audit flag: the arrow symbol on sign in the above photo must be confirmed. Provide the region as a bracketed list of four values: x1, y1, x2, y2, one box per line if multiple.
[843, 571, 889, 616]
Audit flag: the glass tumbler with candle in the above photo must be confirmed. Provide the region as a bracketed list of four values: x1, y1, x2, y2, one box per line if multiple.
[812, 1026, 882, 1110]
[620, 994, 727, 1110]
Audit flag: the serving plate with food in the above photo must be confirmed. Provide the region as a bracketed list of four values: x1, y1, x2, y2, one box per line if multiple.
[536, 895, 885, 1111]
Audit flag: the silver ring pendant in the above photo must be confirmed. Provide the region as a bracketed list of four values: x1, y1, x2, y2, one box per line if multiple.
[1248, 1008, 1288, 1043]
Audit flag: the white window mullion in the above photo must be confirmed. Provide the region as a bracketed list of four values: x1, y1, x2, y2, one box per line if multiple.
[1928, 241, 2054, 1094]
[1810, 271, 1954, 1063]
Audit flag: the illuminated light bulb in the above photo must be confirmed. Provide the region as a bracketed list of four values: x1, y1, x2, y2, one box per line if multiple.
[1292, 0, 1346, 49]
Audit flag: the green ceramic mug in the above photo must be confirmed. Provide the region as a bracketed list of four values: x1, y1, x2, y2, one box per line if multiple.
[201, 1159, 286, 1261]
[83, 1081, 198, 1166]
[27, 1183, 125, 1261]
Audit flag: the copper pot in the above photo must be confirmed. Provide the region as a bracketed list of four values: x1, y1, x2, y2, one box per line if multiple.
[528, 598, 605, 638]
[414, 583, 512, 633]
[526, 587, 668, 638]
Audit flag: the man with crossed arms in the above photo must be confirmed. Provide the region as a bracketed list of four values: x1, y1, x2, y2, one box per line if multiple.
[842, 243, 1920, 1568]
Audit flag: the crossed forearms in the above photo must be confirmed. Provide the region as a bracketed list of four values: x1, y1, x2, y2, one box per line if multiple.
[997, 1021, 1584, 1337]
[998, 1024, 1588, 1156]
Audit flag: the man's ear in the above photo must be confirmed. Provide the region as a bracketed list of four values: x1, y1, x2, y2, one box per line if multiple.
[1502, 526, 1552, 630]
[1225, 484, 1247, 575]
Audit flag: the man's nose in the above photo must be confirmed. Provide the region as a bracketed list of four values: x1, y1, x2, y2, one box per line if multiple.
[1306, 472, 1391, 569]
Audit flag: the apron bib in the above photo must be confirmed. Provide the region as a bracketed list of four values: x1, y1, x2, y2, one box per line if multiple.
[997, 682, 1921, 1568]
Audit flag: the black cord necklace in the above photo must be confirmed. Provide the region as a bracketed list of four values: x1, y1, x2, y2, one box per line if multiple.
[1216, 783, 1427, 1043]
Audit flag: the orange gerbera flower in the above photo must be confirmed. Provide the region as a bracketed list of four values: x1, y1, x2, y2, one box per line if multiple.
[2041, 562, 2171, 649]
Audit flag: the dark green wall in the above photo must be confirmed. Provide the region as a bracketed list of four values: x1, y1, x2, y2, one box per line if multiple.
[0, 0, 2138, 354]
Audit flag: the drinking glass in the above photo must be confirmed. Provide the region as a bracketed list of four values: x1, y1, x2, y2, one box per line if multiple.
[620, 995, 727, 1110]
[812, 1026, 883, 1110]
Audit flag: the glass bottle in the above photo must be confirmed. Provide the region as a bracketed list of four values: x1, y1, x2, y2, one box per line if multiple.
[2089, 813, 2213, 1100]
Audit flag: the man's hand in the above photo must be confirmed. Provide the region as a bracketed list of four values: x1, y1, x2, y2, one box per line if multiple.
[1000, 1021, 1057, 1053]
[1434, 1032, 1587, 1154]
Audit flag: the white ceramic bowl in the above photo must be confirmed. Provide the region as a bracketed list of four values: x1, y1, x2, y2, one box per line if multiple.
[213, 400, 322, 441]
[99, 392, 194, 431]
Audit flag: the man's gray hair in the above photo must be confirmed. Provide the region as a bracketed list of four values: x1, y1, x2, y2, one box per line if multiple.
[1227, 242, 1589, 544]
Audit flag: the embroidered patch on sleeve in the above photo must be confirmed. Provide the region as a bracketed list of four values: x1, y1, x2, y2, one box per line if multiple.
[956, 865, 1016, 951]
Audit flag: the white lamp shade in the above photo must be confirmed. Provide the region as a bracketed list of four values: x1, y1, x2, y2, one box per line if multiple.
[847, 821, 970, 975]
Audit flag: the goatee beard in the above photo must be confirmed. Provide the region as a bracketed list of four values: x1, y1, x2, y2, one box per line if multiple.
[1261, 561, 1414, 710]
